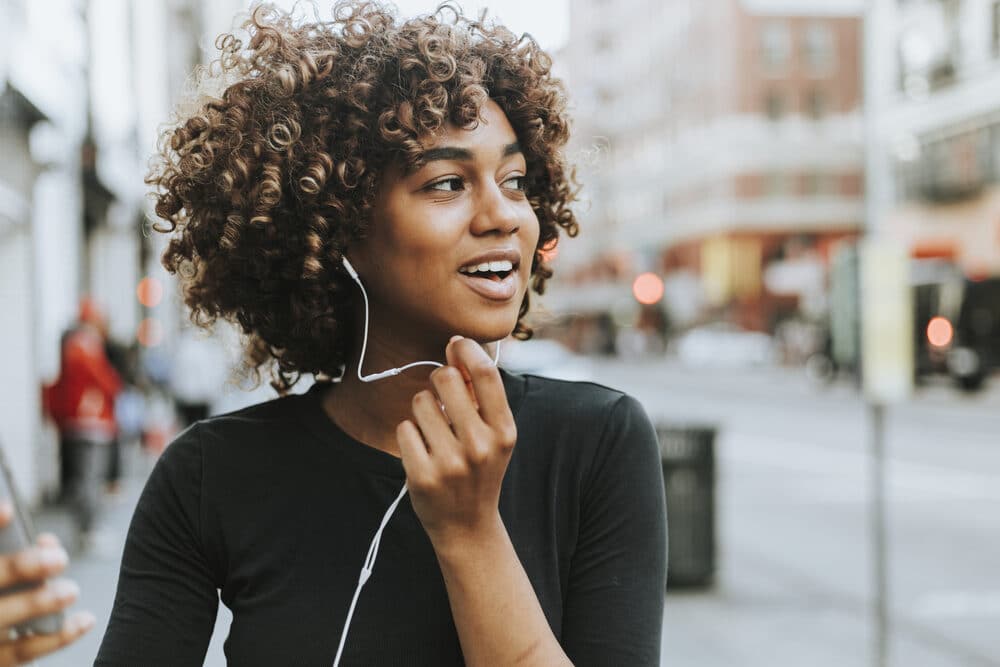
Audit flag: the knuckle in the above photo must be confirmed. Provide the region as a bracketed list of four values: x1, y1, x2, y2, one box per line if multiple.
[412, 390, 432, 410]
[471, 363, 494, 381]
[441, 457, 468, 480]
[467, 442, 490, 465]
[498, 423, 518, 449]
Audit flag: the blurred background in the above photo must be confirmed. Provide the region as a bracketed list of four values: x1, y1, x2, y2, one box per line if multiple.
[1, 0, 998, 665]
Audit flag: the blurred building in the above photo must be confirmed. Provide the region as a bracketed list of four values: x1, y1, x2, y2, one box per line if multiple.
[562, 0, 864, 337]
[883, 0, 1000, 276]
[0, 0, 248, 504]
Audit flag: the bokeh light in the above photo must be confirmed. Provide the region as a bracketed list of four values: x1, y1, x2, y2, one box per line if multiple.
[926, 316, 954, 348]
[137, 317, 164, 347]
[632, 272, 665, 305]
[136, 277, 164, 308]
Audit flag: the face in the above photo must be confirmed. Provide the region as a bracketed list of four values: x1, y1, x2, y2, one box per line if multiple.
[349, 100, 541, 348]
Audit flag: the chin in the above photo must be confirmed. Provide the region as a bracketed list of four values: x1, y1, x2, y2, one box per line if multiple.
[452, 311, 520, 344]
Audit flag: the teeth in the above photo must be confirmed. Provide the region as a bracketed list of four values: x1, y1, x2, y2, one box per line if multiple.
[460, 259, 514, 274]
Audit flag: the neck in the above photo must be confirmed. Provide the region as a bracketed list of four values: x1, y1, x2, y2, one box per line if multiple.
[322, 323, 491, 459]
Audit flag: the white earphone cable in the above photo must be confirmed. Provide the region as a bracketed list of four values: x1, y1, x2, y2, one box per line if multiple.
[332, 482, 409, 667]
[331, 256, 504, 665]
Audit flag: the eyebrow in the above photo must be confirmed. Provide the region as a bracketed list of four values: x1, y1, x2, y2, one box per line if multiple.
[420, 142, 522, 163]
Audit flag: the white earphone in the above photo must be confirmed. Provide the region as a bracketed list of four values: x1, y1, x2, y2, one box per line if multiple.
[332, 254, 502, 666]
[340, 255, 501, 382]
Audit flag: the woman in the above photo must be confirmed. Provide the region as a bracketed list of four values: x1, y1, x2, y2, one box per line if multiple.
[97, 2, 666, 665]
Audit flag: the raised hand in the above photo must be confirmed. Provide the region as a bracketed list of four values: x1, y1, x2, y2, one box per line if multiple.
[396, 336, 517, 548]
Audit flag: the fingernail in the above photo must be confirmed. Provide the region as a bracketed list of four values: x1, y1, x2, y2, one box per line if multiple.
[38, 547, 68, 568]
[450, 335, 463, 343]
[67, 611, 96, 634]
[49, 579, 79, 601]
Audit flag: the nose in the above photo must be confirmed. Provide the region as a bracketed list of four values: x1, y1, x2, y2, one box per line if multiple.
[469, 180, 522, 236]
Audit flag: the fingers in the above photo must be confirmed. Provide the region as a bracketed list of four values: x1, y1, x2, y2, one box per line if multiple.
[0, 546, 68, 591]
[429, 366, 481, 441]
[446, 338, 516, 443]
[0, 611, 95, 666]
[396, 419, 431, 485]
[410, 390, 458, 457]
[0, 579, 79, 631]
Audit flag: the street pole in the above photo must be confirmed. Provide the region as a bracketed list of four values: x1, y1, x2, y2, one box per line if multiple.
[869, 401, 888, 667]
[862, 2, 905, 667]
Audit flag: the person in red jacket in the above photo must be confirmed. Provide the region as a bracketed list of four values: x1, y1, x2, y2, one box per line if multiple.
[43, 298, 122, 550]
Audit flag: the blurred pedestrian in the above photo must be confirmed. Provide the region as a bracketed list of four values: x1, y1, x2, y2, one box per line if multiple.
[42, 298, 122, 552]
[97, 3, 666, 666]
[168, 327, 228, 427]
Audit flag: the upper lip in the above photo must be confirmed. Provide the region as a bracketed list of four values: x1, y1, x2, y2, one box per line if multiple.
[458, 248, 521, 271]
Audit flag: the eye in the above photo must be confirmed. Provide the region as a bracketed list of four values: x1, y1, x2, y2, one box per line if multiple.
[426, 177, 464, 192]
[502, 175, 527, 191]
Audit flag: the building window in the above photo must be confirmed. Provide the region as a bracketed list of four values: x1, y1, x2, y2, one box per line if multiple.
[803, 172, 837, 196]
[805, 89, 830, 119]
[764, 90, 785, 121]
[803, 23, 836, 74]
[761, 21, 791, 73]
[766, 172, 793, 197]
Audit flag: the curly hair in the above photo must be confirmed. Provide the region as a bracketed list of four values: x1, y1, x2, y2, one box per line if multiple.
[149, 0, 579, 393]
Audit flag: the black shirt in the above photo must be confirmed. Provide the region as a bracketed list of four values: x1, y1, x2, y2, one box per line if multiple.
[95, 370, 667, 666]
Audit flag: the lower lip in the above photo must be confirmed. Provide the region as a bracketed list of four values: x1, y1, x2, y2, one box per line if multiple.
[458, 271, 518, 301]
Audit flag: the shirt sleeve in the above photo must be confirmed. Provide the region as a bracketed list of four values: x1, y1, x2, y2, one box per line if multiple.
[561, 394, 667, 666]
[95, 425, 220, 666]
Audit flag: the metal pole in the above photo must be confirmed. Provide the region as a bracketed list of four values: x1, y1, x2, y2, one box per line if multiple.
[862, 3, 896, 665]
[869, 401, 889, 667]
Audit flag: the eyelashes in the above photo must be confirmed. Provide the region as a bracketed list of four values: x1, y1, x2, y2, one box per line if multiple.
[424, 174, 527, 194]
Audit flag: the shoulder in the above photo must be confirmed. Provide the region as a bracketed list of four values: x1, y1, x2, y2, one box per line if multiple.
[161, 390, 307, 464]
[502, 368, 630, 419]
[501, 369, 653, 450]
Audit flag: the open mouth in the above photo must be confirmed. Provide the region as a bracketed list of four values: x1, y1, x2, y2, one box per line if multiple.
[457, 260, 518, 282]
[468, 269, 513, 282]
[457, 260, 519, 300]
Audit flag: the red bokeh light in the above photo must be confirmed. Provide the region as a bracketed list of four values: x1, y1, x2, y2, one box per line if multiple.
[136, 277, 163, 308]
[926, 316, 953, 348]
[632, 272, 665, 305]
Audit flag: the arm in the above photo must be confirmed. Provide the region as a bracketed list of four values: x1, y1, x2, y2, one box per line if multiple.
[432, 515, 571, 666]
[95, 426, 220, 666]
[397, 337, 571, 666]
[561, 394, 667, 666]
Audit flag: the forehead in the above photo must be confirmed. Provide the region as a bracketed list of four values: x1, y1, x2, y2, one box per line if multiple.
[419, 100, 519, 155]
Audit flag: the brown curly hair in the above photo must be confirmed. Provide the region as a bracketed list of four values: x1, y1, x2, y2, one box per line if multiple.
[149, 1, 578, 392]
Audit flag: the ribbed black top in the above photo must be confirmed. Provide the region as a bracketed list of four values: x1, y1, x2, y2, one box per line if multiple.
[95, 370, 666, 666]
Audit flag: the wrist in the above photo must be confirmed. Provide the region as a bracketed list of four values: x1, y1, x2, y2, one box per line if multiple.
[429, 512, 508, 564]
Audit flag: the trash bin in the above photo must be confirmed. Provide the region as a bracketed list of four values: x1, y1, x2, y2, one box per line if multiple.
[657, 424, 716, 589]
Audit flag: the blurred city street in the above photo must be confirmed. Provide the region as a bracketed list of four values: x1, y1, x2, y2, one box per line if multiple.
[30, 358, 1000, 667]
[5, 0, 1000, 664]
